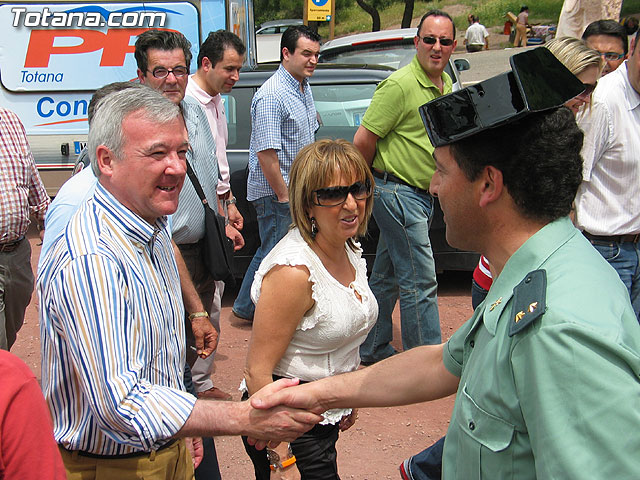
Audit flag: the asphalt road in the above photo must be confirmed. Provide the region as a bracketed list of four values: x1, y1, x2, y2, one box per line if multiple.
[453, 45, 536, 85]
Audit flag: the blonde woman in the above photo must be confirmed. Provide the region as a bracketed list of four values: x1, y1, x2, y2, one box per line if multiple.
[545, 37, 604, 115]
[241, 139, 378, 480]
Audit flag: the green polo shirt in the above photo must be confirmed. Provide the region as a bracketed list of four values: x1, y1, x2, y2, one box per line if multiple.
[442, 217, 640, 479]
[361, 55, 452, 190]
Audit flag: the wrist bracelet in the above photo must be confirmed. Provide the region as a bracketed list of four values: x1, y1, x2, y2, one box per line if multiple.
[225, 196, 237, 206]
[269, 454, 296, 471]
[188, 311, 209, 321]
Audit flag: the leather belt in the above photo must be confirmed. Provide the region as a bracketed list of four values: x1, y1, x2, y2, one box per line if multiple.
[62, 438, 177, 459]
[371, 169, 430, 196]
[0, 237, 24, 253]
[583, 231, 640, 244]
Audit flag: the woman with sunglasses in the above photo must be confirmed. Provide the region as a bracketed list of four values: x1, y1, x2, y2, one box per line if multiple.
[241, 139, 378, 480]
[545, 37, 603, 115]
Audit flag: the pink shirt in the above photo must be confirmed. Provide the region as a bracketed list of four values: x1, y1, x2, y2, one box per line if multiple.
[186, 75, 230, 195]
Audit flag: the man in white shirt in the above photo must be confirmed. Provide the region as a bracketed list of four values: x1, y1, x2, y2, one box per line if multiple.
[464, 15, 489, 52]
[575, 30, 640, 321]
[185, 30, 246, 401]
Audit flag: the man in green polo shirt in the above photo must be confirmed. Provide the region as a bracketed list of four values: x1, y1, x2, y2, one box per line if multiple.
[354, 9, 456, 364]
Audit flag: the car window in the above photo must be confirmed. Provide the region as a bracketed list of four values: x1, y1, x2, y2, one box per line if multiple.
[319, 44, 415, 69]
[313, 83, 378, 141]
[222, 88, 253, 149]
[257, 26, 278, 34]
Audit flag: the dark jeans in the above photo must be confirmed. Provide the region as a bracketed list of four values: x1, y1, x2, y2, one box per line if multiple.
[471, 279, 489, 311]
[242, 422, 340, 480]
[406, 437, 445, 480]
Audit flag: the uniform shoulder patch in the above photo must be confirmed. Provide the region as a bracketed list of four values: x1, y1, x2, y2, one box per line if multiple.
[508, 269, 547, 337]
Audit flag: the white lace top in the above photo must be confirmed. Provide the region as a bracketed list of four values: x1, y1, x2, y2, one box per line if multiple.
[249, 227, 378, 424]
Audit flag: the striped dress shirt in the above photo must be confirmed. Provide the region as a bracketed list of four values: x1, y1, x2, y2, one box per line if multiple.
[247, 65, 318, 201]
[171, 96, 219, 244]
[38, 183, 196, 455]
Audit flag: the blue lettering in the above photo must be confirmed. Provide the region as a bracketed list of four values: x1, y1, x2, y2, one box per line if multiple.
[37, 97, 55, 118]
[56, 101, 71, 116]
[21, 70, 64, 83]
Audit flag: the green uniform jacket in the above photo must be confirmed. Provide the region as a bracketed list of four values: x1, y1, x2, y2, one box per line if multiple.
[443, 217, 640, 479]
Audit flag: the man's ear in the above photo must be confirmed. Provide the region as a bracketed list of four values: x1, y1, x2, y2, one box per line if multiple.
[478, 165, 503, 208]
[282, 46, 291, 62]
[137, 68, 145, 83]
[96, 145, 115, 177]
[201, 57, 212, 72]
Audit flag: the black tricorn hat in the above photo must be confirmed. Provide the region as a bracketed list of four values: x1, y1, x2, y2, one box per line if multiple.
[419, 47, 585, 148]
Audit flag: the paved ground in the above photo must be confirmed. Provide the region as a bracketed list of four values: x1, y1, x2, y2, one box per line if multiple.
[13, 224, 474, 479]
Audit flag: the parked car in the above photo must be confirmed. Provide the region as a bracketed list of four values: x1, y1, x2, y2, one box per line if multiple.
[319, 28, 470, 86]
[255, 18, 303, 35]
[255, 19, 304, 63]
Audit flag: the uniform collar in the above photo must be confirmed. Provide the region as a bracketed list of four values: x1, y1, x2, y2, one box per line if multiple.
[93, 182, 168, 247]
[409, 55, 452, 92]
[476, 217, 579, 336]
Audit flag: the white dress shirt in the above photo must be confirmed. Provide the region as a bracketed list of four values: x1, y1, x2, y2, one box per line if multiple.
[575, 61, 640, 236]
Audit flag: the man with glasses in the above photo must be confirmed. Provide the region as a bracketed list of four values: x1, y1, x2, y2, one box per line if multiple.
[135, 29, 224, 478]
[575, 29, 640, 321]
[582, 19, 628, 75]
[354, 10, 456, 366]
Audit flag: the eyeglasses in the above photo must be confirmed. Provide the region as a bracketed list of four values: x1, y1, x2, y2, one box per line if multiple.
[598, 51, 624, 61]
[578, 82, 597, 97]
[313, 180, 372, 207]
[420, 36, 454, 47]
[148, 66, 189, 79]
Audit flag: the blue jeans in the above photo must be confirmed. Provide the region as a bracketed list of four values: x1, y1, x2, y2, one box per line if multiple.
[590, 239, 640, 322]
[405, 436, 445, 480]
[232, 195, 291, 319]
[360, 180, 441, 363]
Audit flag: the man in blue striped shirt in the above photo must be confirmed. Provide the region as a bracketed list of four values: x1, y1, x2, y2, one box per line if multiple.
[233, 25, 321, 321]
[38, 87, 321, 480]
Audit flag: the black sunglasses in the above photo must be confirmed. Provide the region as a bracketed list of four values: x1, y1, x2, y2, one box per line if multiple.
[313, 180, 372, 207]
[420, 36, 454, 47]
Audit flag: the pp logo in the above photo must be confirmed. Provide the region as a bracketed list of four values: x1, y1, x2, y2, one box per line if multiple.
[312, 0, 329, 5]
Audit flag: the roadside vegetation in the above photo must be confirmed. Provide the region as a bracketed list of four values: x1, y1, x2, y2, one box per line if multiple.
[255, 0, 640, 39]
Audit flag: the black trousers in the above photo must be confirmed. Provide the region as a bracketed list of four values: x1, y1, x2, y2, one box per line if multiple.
[241, 389, 341, 480]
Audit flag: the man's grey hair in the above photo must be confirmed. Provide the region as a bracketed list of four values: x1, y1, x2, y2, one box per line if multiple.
[89, 86, 180, 176]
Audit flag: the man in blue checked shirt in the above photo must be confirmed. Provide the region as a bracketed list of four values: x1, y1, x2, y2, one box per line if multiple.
[38, 87, 322, 480]
[232, 25, 321, 322]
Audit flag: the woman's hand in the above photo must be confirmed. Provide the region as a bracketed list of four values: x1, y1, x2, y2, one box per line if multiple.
[339, 408, 358, 431]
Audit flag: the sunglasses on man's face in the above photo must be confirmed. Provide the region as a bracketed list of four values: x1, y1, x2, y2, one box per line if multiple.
[420, 36, 454, 47]
[313, 180, 372, 207]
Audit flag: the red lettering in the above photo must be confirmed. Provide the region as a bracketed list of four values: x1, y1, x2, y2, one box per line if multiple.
[25, 30, 106, 67]
[24, 28, 179, 69]
[100, 28, 147, 66]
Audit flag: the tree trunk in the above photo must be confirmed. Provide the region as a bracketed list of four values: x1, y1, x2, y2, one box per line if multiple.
[401, 0, 414, 29]
[355, 0, 381, 31]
